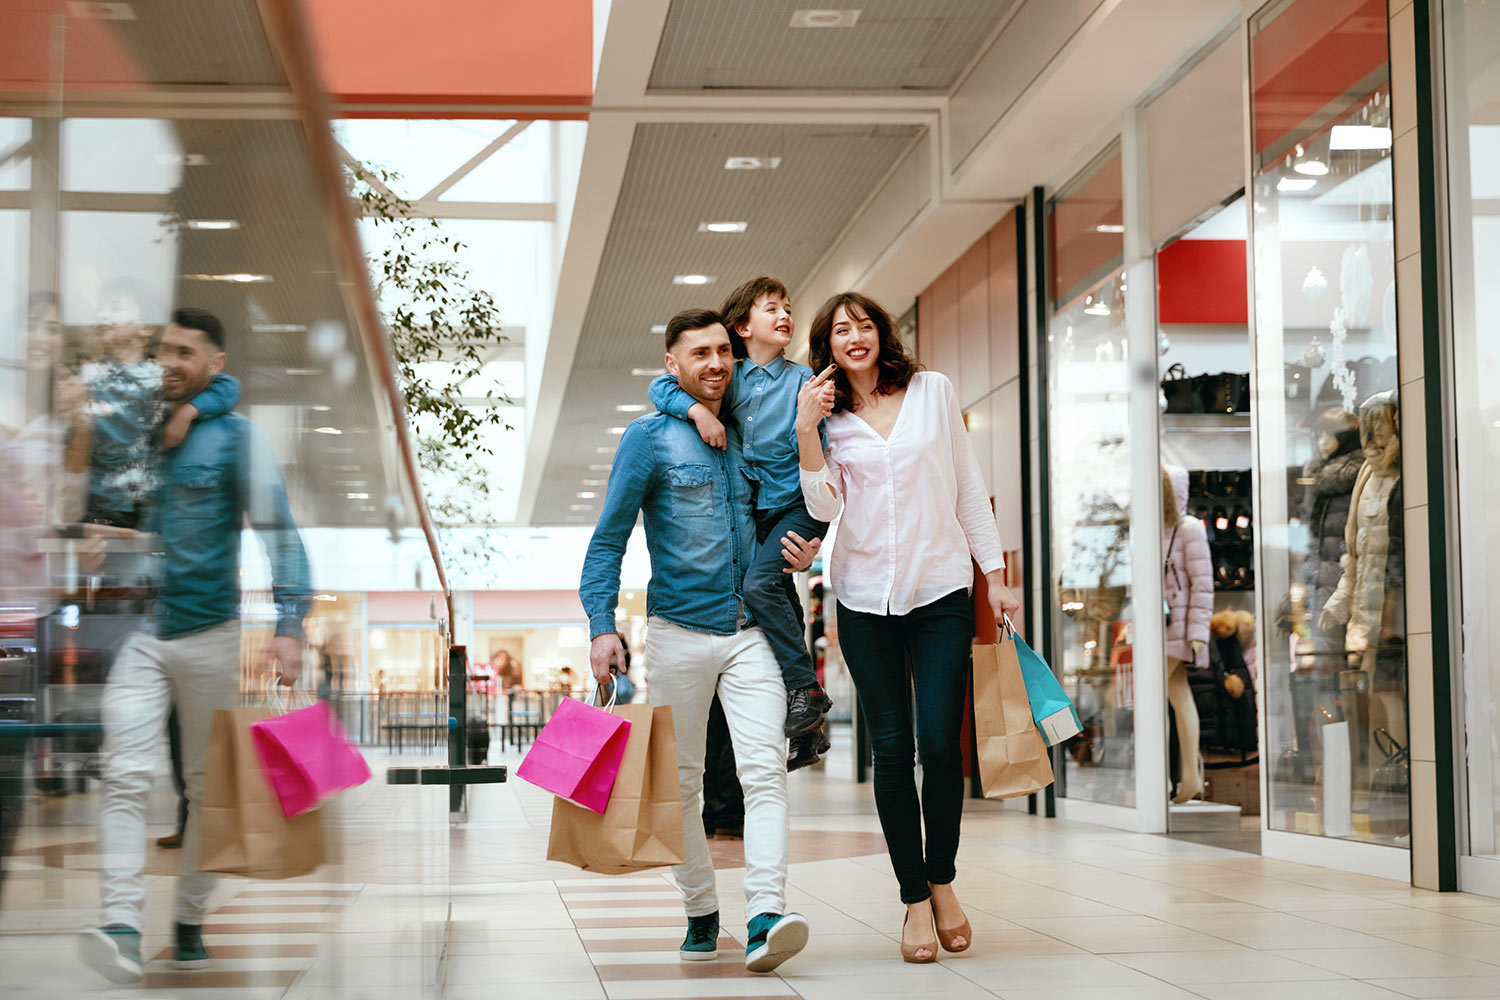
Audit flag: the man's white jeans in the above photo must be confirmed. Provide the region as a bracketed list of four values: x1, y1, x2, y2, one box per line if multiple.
[98, 621, 240, 930]
[645, 616, 789, 923]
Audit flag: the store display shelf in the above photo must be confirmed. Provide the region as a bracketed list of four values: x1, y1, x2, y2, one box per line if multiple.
[1163, 413, 1252, 431]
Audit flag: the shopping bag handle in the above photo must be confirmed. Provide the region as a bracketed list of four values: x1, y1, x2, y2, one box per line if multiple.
[590, 676, 619, 712]
[265, 673, 314, 715]
[1000, 612, 1018, 640]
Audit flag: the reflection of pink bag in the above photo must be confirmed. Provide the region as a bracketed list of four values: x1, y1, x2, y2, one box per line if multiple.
[516, 696, 631, 814]
[250, 702, 372, 818]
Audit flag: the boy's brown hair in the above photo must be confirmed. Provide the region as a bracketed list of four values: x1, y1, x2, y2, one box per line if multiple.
[718, 276, 789, 360]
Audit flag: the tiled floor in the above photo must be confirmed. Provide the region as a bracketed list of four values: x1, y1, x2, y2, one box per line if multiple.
[7, 742, 1500, 999]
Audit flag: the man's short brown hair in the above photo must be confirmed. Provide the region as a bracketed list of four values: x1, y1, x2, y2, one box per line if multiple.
[718, 276, 789, 359]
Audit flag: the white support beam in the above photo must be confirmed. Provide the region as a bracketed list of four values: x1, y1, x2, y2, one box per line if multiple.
[419, 120, 531, 201]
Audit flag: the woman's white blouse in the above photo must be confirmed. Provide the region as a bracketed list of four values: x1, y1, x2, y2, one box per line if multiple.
[800, 370, 1004, 616]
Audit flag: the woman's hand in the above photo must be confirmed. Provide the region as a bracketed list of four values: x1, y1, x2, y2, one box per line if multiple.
[796, 365, 837, 436]
[986, 572, 1020, 628]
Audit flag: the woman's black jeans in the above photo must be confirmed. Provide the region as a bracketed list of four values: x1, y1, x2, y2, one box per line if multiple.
[837, 589, 972, 904]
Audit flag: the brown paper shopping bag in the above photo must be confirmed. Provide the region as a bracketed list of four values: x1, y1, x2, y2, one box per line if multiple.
[973, 640, 1055, 798]
[199, 707, 325, 879]
[547, 702, 685, 874]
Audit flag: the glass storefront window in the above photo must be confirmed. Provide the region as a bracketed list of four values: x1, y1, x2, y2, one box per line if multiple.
[1250, 0, 1408, 846]
[1048, 149, 1134, 805]
[1444, 0, 1500, 864]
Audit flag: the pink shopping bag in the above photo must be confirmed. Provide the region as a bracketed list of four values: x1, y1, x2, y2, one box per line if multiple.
[516, 695, 631, 814]
[250, 701, 373, 818]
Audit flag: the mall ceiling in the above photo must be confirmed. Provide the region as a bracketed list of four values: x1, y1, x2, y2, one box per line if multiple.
[648, 0, 1023, 91]
[532, 121, 923, 525]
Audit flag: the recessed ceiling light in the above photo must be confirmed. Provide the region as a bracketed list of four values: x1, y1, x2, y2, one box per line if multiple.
[582, 478, 606, 486]
[607, 426, 626, 435]
[186, 219, 239, 231]
[673, 274, 715, 286]
[724, 156, 781, 171]
[1330, 125, 1391, 150]
[285, 368, 321, 376]
[1294, 159, 1329, 176]
[346, 492, 370, 500]
[596, 446, 616, 454]
[631, 368, 667, 377]
[1277, 177, 1317, 193]
[310, 405, 331, 411]
[252, 323, 307, 334]
[1084, 303, 1111, 316]
[588, 463, 613, 471]
[698, 221, 748, 233]
[650, 324, 667, 334]
[1095, 224, 1125, 234]
[313, 426, 343, 435]
[789, 9, 860, 28]
[570, 504, 593, 511]
[576, 491, 597, 499]
[615, 404, 648, 413]
[183, 273, 271, 283]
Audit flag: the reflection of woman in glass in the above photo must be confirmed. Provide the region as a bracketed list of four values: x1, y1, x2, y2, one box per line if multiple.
[796, 292, 1017, 964]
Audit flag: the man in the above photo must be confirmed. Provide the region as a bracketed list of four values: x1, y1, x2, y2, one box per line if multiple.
[81, 308, 311, 984]
[581, 309, 818, 974]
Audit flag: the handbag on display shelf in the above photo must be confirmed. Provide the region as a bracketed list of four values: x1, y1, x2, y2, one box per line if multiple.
[1160, 363, 1202, 414]
[1197, 372, 1250, 414]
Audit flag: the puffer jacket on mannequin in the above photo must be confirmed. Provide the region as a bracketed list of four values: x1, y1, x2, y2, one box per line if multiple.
[1164, 466, 1214, 667]
[1302, 408, 1363, 627]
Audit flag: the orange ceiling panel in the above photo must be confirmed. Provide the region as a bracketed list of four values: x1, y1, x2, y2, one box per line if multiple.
[304, 0, 592, 116]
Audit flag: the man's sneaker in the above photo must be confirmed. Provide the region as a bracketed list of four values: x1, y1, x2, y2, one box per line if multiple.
[80, 924, 143, 984]
[745, 911, 809, 973]
[784, 686, 833, 737]
[680, 911, 720, 962]
[173, 921, 212, 970]
[787, 729, 832, 772]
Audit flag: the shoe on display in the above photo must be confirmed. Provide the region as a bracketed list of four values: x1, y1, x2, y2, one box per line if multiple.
[80, 924, 143, 984]
[745, 911, 809, 973]
[173, 922, 212, 970]
[680, 911, 720, 962]
[787, 729, 831, 772]
[783, 685, 833, 737]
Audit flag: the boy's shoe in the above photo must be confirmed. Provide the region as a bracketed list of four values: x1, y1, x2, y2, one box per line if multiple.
[681, 911, 720, 962]
[787, 729, 831, 772]
[745, 912, 809, 973]
[156, 829, 184, 849]
[784, 686, 833, 737]
[80, 924, 143, 984]
[173, 921, 212, 970]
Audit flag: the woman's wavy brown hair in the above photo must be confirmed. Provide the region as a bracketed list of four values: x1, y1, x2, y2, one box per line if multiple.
[808, 291, 921, 414]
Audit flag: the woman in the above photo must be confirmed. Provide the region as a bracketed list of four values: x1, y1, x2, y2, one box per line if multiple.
[796, 292, 1018, 963]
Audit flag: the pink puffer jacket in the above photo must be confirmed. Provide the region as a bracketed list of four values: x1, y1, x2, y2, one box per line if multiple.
[1164, 466, 1213, 666]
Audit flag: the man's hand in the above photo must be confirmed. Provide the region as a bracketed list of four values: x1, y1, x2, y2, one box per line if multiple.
[780, 532, 822, 574]
[688, 403, 727, 450]
[262, 635, 305, 686]
[162, 403, 198, 449]
[589, 632, 625, 687]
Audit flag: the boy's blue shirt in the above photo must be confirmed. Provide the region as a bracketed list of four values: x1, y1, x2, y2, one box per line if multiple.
[648, 354, 825, 513]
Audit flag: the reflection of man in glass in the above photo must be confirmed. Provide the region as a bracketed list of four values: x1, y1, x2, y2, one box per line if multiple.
[75, 291, 238, 530]
[82, 309, 311, 984]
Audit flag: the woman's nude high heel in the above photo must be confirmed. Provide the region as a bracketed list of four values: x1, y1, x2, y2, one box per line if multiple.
[901, 910, 938, 964]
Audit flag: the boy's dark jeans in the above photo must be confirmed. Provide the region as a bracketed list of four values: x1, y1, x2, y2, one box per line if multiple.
[744, 499, 828, 693]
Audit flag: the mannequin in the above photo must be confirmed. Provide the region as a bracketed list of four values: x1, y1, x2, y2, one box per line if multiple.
[1318, 390, 1406, 788]
[1163, 466, 1214, 803]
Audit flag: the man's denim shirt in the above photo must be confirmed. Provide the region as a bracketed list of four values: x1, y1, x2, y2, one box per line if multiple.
[581, 412, 758, 639]
[149, 411, 312, 641]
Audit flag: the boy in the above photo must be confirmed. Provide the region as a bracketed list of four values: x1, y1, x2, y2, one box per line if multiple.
[650, 277, 832, 769]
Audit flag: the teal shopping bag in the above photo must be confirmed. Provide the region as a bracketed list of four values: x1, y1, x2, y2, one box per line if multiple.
[1004, 614, 1084, 746]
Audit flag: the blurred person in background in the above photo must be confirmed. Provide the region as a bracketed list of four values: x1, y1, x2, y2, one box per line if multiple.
[81, 308, 311, 984]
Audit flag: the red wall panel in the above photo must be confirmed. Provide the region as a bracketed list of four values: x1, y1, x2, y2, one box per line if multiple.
[1156, 239, 1249, 325]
